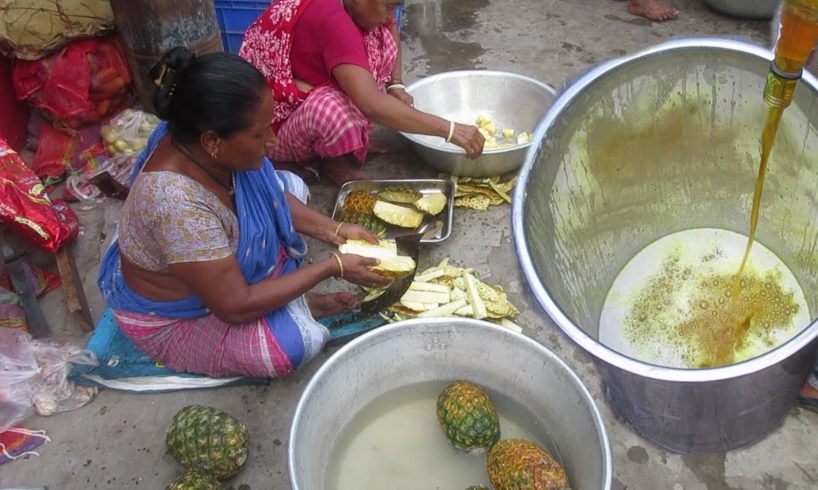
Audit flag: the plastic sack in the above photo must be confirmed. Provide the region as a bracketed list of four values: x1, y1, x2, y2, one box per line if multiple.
[0, 139, 79, 253]
[101, 109, 160, 157]
[0, 0, 114, 61]
[0, 329, 39, 433]
[13, 37, 132, 129]
[0, 329, 99, 432]
[29, 338, 99, 416]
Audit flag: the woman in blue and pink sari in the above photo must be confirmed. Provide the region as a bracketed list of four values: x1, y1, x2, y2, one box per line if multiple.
[97, 48, 391, 378]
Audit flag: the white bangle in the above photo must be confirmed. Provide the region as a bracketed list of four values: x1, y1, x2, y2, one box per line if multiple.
[386, 83, 406, 92]
[445, 120, 455, 143]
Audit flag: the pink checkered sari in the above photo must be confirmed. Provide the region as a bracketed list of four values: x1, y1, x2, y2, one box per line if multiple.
[240, 0, 397, 163]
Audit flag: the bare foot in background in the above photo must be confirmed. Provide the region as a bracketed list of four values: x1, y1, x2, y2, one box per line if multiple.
[307, 292, 359, 318]
[628, 0, 679, 21]
[320, 155, 370, 185]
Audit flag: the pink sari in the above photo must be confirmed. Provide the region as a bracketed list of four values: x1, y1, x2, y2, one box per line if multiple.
[240, 0, 398, 163]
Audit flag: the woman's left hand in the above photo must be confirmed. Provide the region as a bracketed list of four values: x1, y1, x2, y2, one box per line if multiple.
[388, 87, 414, 107]
[330, 222, 380, 246]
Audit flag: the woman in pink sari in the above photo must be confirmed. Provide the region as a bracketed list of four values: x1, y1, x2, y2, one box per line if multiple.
[240, 0, 485, 184]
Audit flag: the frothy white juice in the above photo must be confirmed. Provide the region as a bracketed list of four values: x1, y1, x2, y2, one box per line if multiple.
[599, 228, 810, 368]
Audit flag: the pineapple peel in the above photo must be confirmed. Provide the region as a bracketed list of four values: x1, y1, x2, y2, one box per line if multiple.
[388, 257, 520, 331]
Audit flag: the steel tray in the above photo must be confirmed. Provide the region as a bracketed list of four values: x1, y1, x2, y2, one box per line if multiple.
[331, 179, 454, 243]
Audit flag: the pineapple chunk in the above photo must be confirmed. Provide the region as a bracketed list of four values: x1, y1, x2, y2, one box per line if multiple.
[516, 131, 531, 145]
[502, 128, 515, 139]
[483, 121, 497, 135]
[413, 193, 447, 215]
[373, 201, 424, 228]
[338, 239, 416, 278]
[475, 114, 491, 127]
[464, 272, 488, 319]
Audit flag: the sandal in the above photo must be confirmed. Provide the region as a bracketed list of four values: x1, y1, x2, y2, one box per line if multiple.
[796, 395, 818, 414]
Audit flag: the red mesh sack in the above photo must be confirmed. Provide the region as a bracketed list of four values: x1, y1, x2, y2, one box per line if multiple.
[0, 139, 79, 253]
[13, 37, 132, 129]
[31, 122, 105, 184]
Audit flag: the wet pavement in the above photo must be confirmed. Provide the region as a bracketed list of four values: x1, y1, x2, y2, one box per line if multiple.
[4, 0, 818, 489]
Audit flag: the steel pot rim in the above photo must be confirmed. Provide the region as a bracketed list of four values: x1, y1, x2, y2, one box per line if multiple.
[288, 317, 612, 490]
[512, 36, 818, 383]
[400, 70, 558, 155]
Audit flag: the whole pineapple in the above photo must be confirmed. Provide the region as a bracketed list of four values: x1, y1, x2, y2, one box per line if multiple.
[166, 471, 222, 490]
[165, 405, 249, 480]
[436, 380, 500, 453]
[487, 439, 571, 490]
[343, 191, 377, 215]
[342, 211, 388, 238]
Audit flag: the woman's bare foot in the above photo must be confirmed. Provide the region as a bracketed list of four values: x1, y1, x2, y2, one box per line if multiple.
[320, 155, 370, 186]
[368, 140, 391, 155]
[274, 160, 320, 182]
[307, 292, 359, 319]
[628, 0, 679, 21]
[800, 383, 818, 401]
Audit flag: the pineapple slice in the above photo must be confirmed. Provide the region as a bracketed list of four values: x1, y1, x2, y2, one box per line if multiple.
[338, 239, 416, 278]
[373, 200, 424, 228]
[413, 193, 447, 215]
[377, 186, 423, 204]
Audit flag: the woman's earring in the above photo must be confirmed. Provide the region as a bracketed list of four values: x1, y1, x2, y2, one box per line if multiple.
[211, 150, 218, 161]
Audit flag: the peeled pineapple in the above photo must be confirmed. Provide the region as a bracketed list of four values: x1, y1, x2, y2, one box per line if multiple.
[339, 239, 416, 278]
[373, 201, 425, 228]
[376, 186, 423, 204]
[413, 193, 447, 215]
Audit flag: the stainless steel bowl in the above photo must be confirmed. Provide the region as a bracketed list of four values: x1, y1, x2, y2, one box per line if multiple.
[290, 318, 611, 490]
[401, 70, 557, 177]
[705, 0, 778, 19]
[513, 38, 818, 453]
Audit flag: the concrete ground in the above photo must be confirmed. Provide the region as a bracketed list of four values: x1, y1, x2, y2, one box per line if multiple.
[3, 0, 817, 489]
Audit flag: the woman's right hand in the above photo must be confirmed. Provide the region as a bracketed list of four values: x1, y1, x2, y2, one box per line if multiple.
[334, 254, 393, 288]
[449, 123, 485, 160]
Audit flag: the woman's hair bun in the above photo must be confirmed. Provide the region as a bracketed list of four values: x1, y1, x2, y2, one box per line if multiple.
[150, 47, 197, 119]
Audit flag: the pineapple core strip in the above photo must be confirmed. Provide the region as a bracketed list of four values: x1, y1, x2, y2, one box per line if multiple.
[408, 282, 450, 294]
[463, 272, 488, 319]
[499, 318, 524, 333]
[417, 299, 468, 318]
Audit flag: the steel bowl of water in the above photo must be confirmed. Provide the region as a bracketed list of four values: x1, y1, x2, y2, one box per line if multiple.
[401, 70, 557, 177]
[513, 38, 818, 453]
[289, 318, 611, 490]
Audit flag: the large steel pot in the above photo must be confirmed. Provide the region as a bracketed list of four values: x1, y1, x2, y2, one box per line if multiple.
[290, 318, 611, 489]
[513, 38, 818, 453]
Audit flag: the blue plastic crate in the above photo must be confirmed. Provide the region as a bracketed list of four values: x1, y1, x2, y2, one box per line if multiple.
[215, 0, 270, 53]
[215, 1, 404, 54]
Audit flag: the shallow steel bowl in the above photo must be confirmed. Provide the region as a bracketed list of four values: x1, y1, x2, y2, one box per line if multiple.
[401, 70, 557, 177]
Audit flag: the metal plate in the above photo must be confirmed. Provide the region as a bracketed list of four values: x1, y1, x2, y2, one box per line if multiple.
[331, 179, 455, 243]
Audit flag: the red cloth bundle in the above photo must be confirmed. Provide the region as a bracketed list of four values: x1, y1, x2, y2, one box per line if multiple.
[0, 139, 78, 253]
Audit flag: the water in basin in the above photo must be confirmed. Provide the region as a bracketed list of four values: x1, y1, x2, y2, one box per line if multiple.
[599, 228, 810, 368]
[326, 380, 564, 490]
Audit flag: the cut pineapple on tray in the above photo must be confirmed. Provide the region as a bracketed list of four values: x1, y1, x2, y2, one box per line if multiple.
[376, 186, 423, 204]
[373, 200, 425, 228]
[413, 193, 447, 215]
